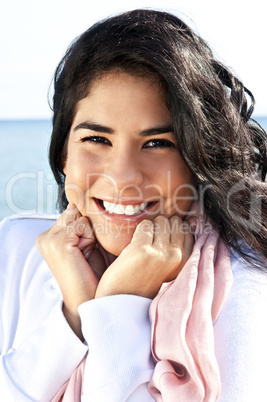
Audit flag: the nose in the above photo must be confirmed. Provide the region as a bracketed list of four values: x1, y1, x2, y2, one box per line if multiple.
[104, 147, 144, 192]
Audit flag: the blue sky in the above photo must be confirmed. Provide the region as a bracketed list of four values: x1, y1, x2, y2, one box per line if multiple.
[0, 0, 266, 119]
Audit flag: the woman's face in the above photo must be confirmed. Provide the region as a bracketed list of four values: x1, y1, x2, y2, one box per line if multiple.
[64, 72, 194, 255]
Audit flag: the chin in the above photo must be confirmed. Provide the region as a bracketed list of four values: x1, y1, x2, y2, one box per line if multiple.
[94, 231, 133, 257]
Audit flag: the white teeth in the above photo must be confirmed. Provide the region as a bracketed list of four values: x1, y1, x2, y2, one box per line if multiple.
[125, 205, 135, 215]
[102, 201, 149, 215]
[114, 204, 122, 214]
[134, 205, 140, 214]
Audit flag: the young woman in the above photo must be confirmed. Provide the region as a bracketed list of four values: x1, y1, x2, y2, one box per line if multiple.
[0, 9, 266, 401]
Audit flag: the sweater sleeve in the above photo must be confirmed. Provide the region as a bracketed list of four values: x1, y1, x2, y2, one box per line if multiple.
[0, 216, 88, 401]
[0, 216, 155, 401]
[78, 295, 155, 401]
[214, 254, 267, 402]
[0, 302, 88, 401]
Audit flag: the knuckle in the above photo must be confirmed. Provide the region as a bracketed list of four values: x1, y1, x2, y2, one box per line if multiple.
[173, 247, 183, 262]
[35, 230, 50, 251]
[79, 216, 89, 226]
[66, 218, 76, 226]
[169, 215, 182, 223]
[153, 215, 168, 229]
[35, 234, 43, 250]
[139, 218, 152, 227]
[153, 215, 166, 223]
[137, 219, 153, 234]
[166, 246, 182, 266]
[75, 216, 90, 234]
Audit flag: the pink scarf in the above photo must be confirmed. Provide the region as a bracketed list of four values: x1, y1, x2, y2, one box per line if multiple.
[148, 208, 233, 401]
[52, 204, 233, 401]
[52, 357, 86, 401]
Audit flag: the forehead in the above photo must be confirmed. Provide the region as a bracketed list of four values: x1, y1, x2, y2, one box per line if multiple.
[87, 70, 165, 96]
[72, 72, 171, 127]
[79, 68, 167, 103]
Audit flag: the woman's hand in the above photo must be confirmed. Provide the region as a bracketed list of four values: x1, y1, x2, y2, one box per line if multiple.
[36, 204, 106, 340]
[36, 209, 193, 338]
[95, 215, 194, 300]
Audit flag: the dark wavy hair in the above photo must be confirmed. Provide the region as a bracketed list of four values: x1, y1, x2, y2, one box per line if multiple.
[49, 9, 267, 265]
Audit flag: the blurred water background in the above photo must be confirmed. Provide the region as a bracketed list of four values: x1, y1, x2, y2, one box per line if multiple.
[0, 117, 267, 220]
[0, 119, 57, 219]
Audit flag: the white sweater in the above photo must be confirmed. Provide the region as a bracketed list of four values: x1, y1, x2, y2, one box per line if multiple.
[0, 215, 267, 401]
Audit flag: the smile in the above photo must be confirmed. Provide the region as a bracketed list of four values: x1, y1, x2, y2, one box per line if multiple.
[95, 198, 154, 216]
[103, 201, 149, 215]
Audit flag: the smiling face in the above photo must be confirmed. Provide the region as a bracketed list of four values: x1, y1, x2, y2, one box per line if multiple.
[63, 71, 194, 255]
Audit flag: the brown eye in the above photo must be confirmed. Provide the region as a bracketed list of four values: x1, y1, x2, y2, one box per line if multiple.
[143, 139, 175, 149]
[80, 136, 112, 145]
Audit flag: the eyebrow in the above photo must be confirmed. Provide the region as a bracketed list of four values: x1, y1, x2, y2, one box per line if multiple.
[73, 122, 173, 136]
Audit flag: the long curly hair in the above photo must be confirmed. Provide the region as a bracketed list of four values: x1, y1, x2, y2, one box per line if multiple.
[49, 9, 267, 266]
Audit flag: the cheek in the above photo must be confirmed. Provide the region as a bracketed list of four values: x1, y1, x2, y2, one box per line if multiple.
[64, 155, 89, 208]
[171, 181, 195, 216]
[64, 152, 105, 211]
[64, 174, 85, 210]
[164, 164, 194, 216]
